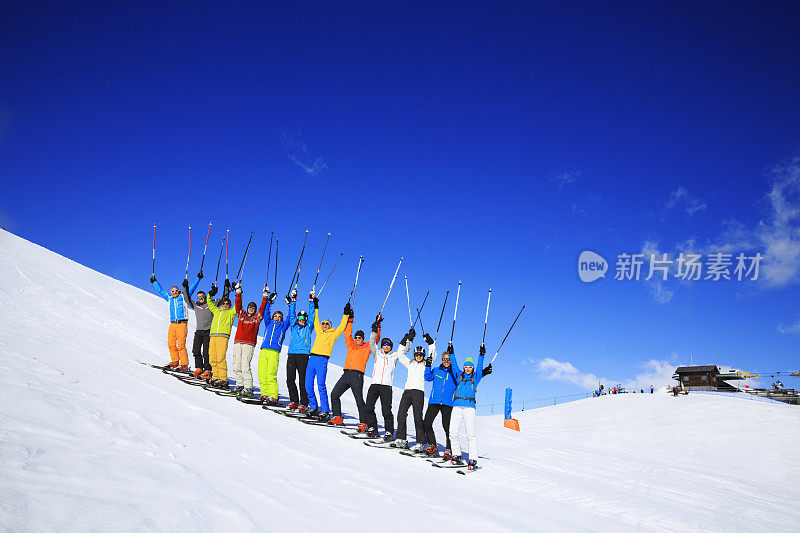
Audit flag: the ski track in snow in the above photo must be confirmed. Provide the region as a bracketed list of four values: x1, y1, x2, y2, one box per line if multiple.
[1, 229, 799, 532]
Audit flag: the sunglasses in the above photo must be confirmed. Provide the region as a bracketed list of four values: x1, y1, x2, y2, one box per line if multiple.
[354, 336, 364, 340]
[441, 358, 451, 362]
[321, 322, 332, 327]
[171, 290, 180, 294]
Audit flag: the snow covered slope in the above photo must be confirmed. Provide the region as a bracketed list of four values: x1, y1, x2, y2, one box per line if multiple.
[1, 228, 799, 532]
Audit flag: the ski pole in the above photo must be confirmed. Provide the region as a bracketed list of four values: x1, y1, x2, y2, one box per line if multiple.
[434, 290, 449, 342]
[348, 255, 364, 304]
[214, 238, 224, 286]
[449, 281, 461, 344]
[199, 221, 212, 274]
[264, 231, 274, 288]
[287, 230, 309, 295]
[481, 288, 492, 346]
[274, 238, 278, 291]
[152, 223, 156, 276]
[412, 290, 430, 329]
[378, 257, 403, 316]
[312, 232, 331, 291]
[490, 305, 526, 364]
[184, 225, 192, 279]
[415, 307, 426, 337]
[235, 231, 254, 282]
[317, 252, 343, 297]
[404, 276, 414, 328]
[225, 229, 230, 281]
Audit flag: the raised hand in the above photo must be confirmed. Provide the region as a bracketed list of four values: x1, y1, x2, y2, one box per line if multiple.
[150, 274, 157, 283]
[197, 271, 204, 279]
[423, 333, 434, 345]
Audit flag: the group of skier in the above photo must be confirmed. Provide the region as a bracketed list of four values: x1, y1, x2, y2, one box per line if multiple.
[150, 270, 492, 468]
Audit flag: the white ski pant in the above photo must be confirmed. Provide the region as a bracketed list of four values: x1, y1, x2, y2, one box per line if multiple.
[449, 406, 477, 460]
[232, 343, 255, 389]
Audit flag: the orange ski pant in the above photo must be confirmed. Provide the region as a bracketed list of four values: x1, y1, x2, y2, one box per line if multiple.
[167, 322, 189, 366]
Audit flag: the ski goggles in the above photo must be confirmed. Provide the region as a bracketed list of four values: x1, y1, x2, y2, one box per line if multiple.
[381, 341, 393, 347]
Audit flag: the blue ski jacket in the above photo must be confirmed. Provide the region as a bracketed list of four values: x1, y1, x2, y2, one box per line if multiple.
[259, 301, 291, 351]
[287, 300, 315, 355]
[451, 353, 485, 408]
[425, 351, 459, 406]
[154, 278, 198, 321]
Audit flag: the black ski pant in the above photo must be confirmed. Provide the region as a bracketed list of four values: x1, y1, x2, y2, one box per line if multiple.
[330, 369, 366, 421]
[192, 329, 211, 371]
[423, 403, 452, 450]
[286, 353, 309, 405]
[364, 384, 394, 435]
[395, 389, 425, 442]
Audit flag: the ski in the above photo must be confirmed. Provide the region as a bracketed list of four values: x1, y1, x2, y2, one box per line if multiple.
[136, 359, 168, 370]
[426, 457, 450, 463]
[346, 433, 374, 440]
[236, 397, 266, 405]
[431, 462, 467, 469]
[162, 368, 192, 376]
[363, 440, 396, 449]
[399, 450, 429, 458]
[457, 466, 483, 475]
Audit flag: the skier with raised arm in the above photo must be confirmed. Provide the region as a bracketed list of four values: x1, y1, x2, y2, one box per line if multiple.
[151, 272, 201, 372]
[285, 290, 316, 411]
[329, 306, 375, 429]
[255, 286, 289, 404]
[205, 283, 237, 388]
[229, 282, 269, 397]
[390, 331, 434, 451]
[181, 272, 214, 378]
[305, 291, 349, 421]
[364, 316, 412, 440]
[422, 339, 458, 457]
[448, 343, 492, 470]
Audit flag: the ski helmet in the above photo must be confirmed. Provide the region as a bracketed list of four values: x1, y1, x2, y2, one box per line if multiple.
[297, 311, 309, 321]
[381, 338, 393, 348]
[413, 346, 425, 357]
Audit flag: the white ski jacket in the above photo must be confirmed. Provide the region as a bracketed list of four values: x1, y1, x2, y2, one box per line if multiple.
[399, 342, 436, 391]
[369, 331, 411, 386]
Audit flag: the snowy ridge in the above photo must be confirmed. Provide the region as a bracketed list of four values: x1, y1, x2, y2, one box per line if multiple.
[1, 229, 799, 532]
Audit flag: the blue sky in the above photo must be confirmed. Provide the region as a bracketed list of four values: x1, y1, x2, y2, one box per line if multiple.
[2, 1, 800, 409]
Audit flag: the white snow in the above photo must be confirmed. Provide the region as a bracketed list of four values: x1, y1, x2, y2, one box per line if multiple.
[1, 228, 799, 532]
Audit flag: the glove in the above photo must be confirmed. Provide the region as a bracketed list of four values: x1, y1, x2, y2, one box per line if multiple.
[234, 282, 242, 294]
[308, 290, 315, 302]
[268, 292, 277, 303]
[343, 302, 351, 316]
[425, 355, 433, 367]
[285, 295, 292, 305]
[375, 314, 383, 324]
[291, 289, 297, 301]
[224, 278, 231, 289]
[349, 309, 355, 320]
[182, 278, 189, 288]
[479, 344, 486, 356]
[263, 286, 270, 298]
[197, 271, 204, 279]
[423, 333, 434, 345]
[313, 297, 319, 308]
[150, 274, 156, 283]
[400, 334, 409, 345]
[408, 327, 416, 342]
[209, 285, 218, 297]
[371, 318, 381, 332]
[447, 343, 454, 355]
[482, 363, 493, 377]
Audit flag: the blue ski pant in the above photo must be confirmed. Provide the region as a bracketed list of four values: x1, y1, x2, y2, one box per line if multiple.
[305, 354, 330, 412]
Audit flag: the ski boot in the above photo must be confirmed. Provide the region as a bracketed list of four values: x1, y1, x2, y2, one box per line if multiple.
[298, 404, 308, 413]
[467, 459, 478, 470]
[238, 388, 254, 399]
[382, 432, 393, 443]
[411, 443, 425, 453]
[316, 412, 331, 422]
[232, 386, 244, 394]
[330, 416, 344, 426]
[357, 423, 368, 433]
[442, 449, 453, 460]
[167, 361, 180, 369]
[451, 455, 465, 466]
[287, 402, 299, 410]
[390, 439, 408, 449]
[192, 368, 203, 377]
[365, 426, 379, 439]
[425, 445, 439, 457]
[176, 365, 189, 373]
[263, 396, 280, 406]
[200, 370, 212, 380]
[307, 408, 320, 419]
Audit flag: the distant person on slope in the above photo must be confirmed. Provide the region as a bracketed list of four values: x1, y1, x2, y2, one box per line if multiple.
[448, 343, 490, 469]
[206, 285, 237, 388]
[230, 282, 269, 398]
[364, 316, 412, 441]
[256, 287, 290, 405]
[305, 292, 349, 421]
[390, 331, 433, 451]
[285, 290, 316, 411]
[329, 306, 375, 429]
[422, 340, 458, 457]
[151, 273, 200, 371]
[181, 271, 215, 378]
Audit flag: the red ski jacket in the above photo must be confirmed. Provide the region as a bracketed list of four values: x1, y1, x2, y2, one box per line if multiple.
[233, 293, 268, 346]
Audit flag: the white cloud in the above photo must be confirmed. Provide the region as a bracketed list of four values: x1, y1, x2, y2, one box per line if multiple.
[280, 130, 327, 176]
[664, 186, 707, 217]
[776, 320, 800, 334]
[552, 171, 580, 191]
[533, 356, 682, 391]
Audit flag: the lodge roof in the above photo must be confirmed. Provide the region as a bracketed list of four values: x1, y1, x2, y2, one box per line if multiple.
[675, 365, 718, 373]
